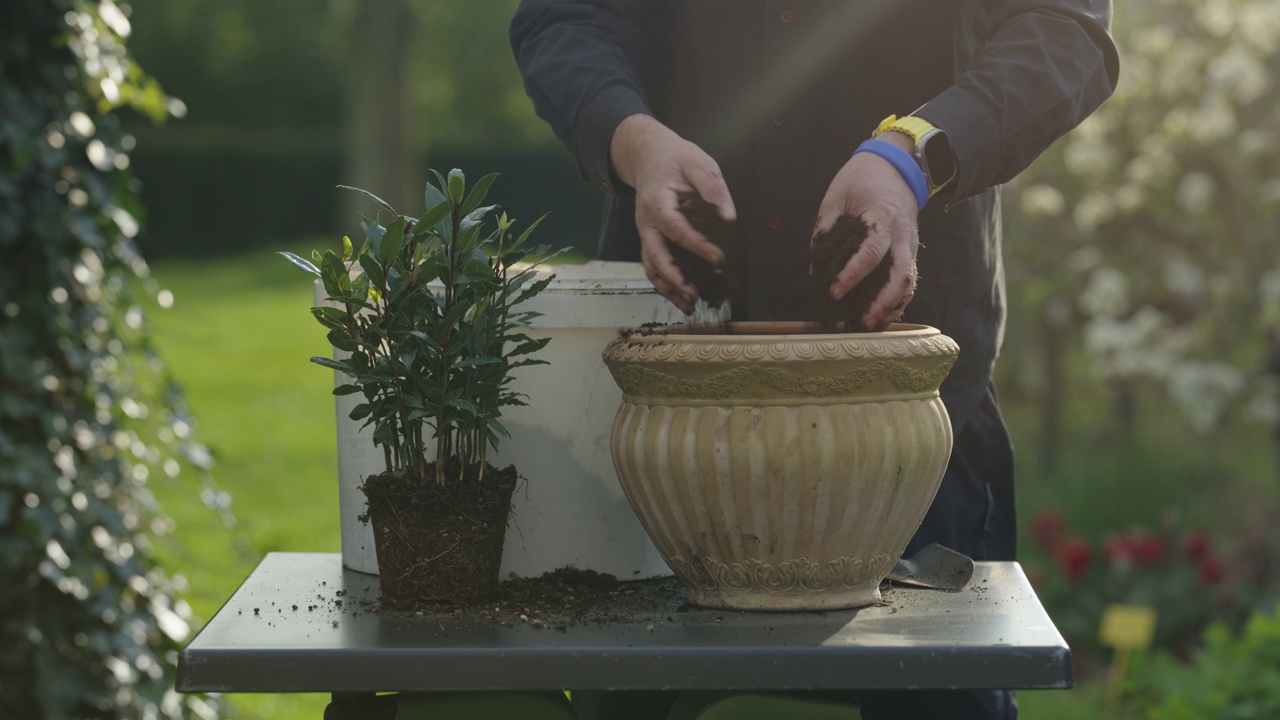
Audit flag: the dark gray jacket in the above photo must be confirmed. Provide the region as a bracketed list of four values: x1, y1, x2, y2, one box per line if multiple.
[510, 0, 1118, 431]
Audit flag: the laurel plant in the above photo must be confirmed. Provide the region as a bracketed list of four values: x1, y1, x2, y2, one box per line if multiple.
[281, 169, 561, 487]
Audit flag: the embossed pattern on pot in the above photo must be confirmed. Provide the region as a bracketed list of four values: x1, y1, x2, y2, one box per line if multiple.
[610, 398, 952, 610]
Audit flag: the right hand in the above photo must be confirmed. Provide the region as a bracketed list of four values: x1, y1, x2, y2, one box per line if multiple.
[610, 114, 736, 313]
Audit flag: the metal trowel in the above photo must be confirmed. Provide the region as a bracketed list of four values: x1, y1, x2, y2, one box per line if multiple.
[887, 543, 974, 590]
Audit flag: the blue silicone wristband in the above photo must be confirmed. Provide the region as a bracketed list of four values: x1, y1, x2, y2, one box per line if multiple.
[853, 138, 929, 211]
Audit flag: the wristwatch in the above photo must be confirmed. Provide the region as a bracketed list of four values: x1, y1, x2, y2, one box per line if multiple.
[873, 115, 956, 197]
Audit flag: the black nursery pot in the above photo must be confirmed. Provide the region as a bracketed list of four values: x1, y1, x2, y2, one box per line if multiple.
[362, 462, 518, 606]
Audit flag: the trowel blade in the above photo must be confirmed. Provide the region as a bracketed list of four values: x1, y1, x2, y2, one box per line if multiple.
[887, 543, 974, 591]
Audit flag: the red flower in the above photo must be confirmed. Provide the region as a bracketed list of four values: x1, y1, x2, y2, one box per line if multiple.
[1198, 555, 1224, 585]
[1030, 510, 1066, 551]
[1105, 534, 1136, 565]
[1181, 531, 1209, 559]
[1054, 536, 1093, 584]
[1132, 534, 1167, 567]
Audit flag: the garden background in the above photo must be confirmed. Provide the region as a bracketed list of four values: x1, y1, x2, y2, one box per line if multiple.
[4, 0, 1279, 718]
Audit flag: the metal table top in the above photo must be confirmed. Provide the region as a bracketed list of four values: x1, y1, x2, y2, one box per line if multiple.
[177, 552, 1071, 694]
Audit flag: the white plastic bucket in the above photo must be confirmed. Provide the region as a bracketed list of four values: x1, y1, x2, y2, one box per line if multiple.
[325, 260, 683, 578]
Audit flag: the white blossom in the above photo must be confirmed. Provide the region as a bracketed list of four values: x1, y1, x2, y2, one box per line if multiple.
[1238, 1, 1280, 52]
[1114, 183, 1145, 214]
[1258, 177, 1280, 207]
[1246, 378, 1280, 428]
[1064, 137, 1114, 177]
[1196, 0, 1237, 37]
[1079, 266, 1131, 318]
[1237, 128, 1273, 158]
[1073, 192, 1115, 231]
[1261, 268, 1280, 324]
[1163, 259, 1206, 298]
[1206, 46, 1269, 105]
[1019, 184, 1066, 217]
[1168, 361, 1245, 434]
[1068, 245, 1105, 274]
[1082, 308, 1190, 379]
[1176, 172, 1215, 212]
[1187, 97, 1237, 144]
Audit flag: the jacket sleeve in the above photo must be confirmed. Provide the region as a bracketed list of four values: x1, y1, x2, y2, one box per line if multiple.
[918, 0, 1120, 203]
[509, 0, 652, 194]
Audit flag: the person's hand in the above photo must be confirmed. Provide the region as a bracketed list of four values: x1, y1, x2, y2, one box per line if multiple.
[610, 114, 736, 313]
[812, 131, 920, 328]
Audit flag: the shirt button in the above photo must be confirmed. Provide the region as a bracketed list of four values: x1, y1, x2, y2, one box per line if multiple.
[779, 9, 793, 23]
[766, 215, 781, 229]
[773, 114, 785, 127]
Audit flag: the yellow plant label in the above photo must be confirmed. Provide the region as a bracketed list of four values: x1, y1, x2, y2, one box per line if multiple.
[1099, 603, 1157, 650]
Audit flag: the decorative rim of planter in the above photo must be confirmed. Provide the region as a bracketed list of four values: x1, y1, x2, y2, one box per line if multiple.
[603, 322, 959, 406]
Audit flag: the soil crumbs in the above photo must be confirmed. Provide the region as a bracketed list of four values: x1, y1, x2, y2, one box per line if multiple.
[358, 568, 690, 633]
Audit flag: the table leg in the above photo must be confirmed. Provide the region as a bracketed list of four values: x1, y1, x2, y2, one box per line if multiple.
[666, 691, 861, 720]
[571, 690, 680, 720]
[325, 691, 576, 719]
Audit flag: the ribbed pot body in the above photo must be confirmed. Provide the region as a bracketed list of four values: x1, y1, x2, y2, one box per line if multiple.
[603, 323, 959, 610]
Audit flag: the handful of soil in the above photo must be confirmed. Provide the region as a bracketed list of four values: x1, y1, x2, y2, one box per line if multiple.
[670, 195, 735, 309]
[809, 214, 898, 332]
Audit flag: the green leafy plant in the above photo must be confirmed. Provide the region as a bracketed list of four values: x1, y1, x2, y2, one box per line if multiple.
[282, 169, 561, 486]
[1122, 602, 1280, 719]
[1, 1, 222, 716]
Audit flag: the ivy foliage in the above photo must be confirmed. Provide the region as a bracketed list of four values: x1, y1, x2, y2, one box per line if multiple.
[1, 1, 216, 717]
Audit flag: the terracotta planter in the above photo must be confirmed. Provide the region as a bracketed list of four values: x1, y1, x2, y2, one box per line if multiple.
[602, 322, 959, 611]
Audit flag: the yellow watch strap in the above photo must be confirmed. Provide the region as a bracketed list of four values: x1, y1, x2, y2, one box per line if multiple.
[873, 114, 938, 144]
[872, 114, 949, 197]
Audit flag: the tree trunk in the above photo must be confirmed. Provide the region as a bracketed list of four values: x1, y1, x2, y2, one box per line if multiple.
[1268, 328, 1280, 492]
[344, 0, 414, 220]
[1113, 378, 1137, 440]
[1039, 296, 1070, 472]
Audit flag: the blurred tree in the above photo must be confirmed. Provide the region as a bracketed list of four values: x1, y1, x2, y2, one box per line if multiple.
[124, 0, 551, 154]
[345, 0, 415, 215]
[119, 0, 582, 256]
[1005, 0, 1280, 475]
[0, 0, 217, 716]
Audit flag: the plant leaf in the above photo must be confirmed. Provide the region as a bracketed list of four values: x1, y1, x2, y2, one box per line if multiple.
[363, 216, 385, 258]
[358, 253, 386, 295]
[447, 168, 465, 204]
[310, 305, 348, 331]
[413, 202, 452, 239]
[379, 216, 405, 267]
[460, 173, 499, 218]
[338, 185, 396, 214]
[310, 355, 352, 374]
[278, 251, 321, 276]
[508, 212, 549, 251]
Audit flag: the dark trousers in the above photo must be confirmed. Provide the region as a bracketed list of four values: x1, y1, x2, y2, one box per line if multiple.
[575, 383, 1018, 720]
[860, 382, 1018, 720]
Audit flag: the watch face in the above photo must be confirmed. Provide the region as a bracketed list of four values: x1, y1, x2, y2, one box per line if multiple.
[921, 131, 956, 189]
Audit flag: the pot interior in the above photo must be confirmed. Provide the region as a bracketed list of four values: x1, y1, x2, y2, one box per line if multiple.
[632, 321, 935, 339]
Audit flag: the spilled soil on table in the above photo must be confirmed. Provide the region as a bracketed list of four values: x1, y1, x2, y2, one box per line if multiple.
[356, 567, 689, 632]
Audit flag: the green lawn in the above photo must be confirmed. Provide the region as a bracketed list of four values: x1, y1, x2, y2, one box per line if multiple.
[147, 241, 341, 719]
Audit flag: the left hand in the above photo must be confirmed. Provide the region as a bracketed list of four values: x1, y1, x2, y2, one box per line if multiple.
[812, 131, 921, 328]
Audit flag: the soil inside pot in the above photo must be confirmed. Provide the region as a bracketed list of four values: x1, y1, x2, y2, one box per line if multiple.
[361, 461, 517, 607]
[670, 195, 737, 309]
[809, 214, 897, 332]
[669, 200, 897, 331]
